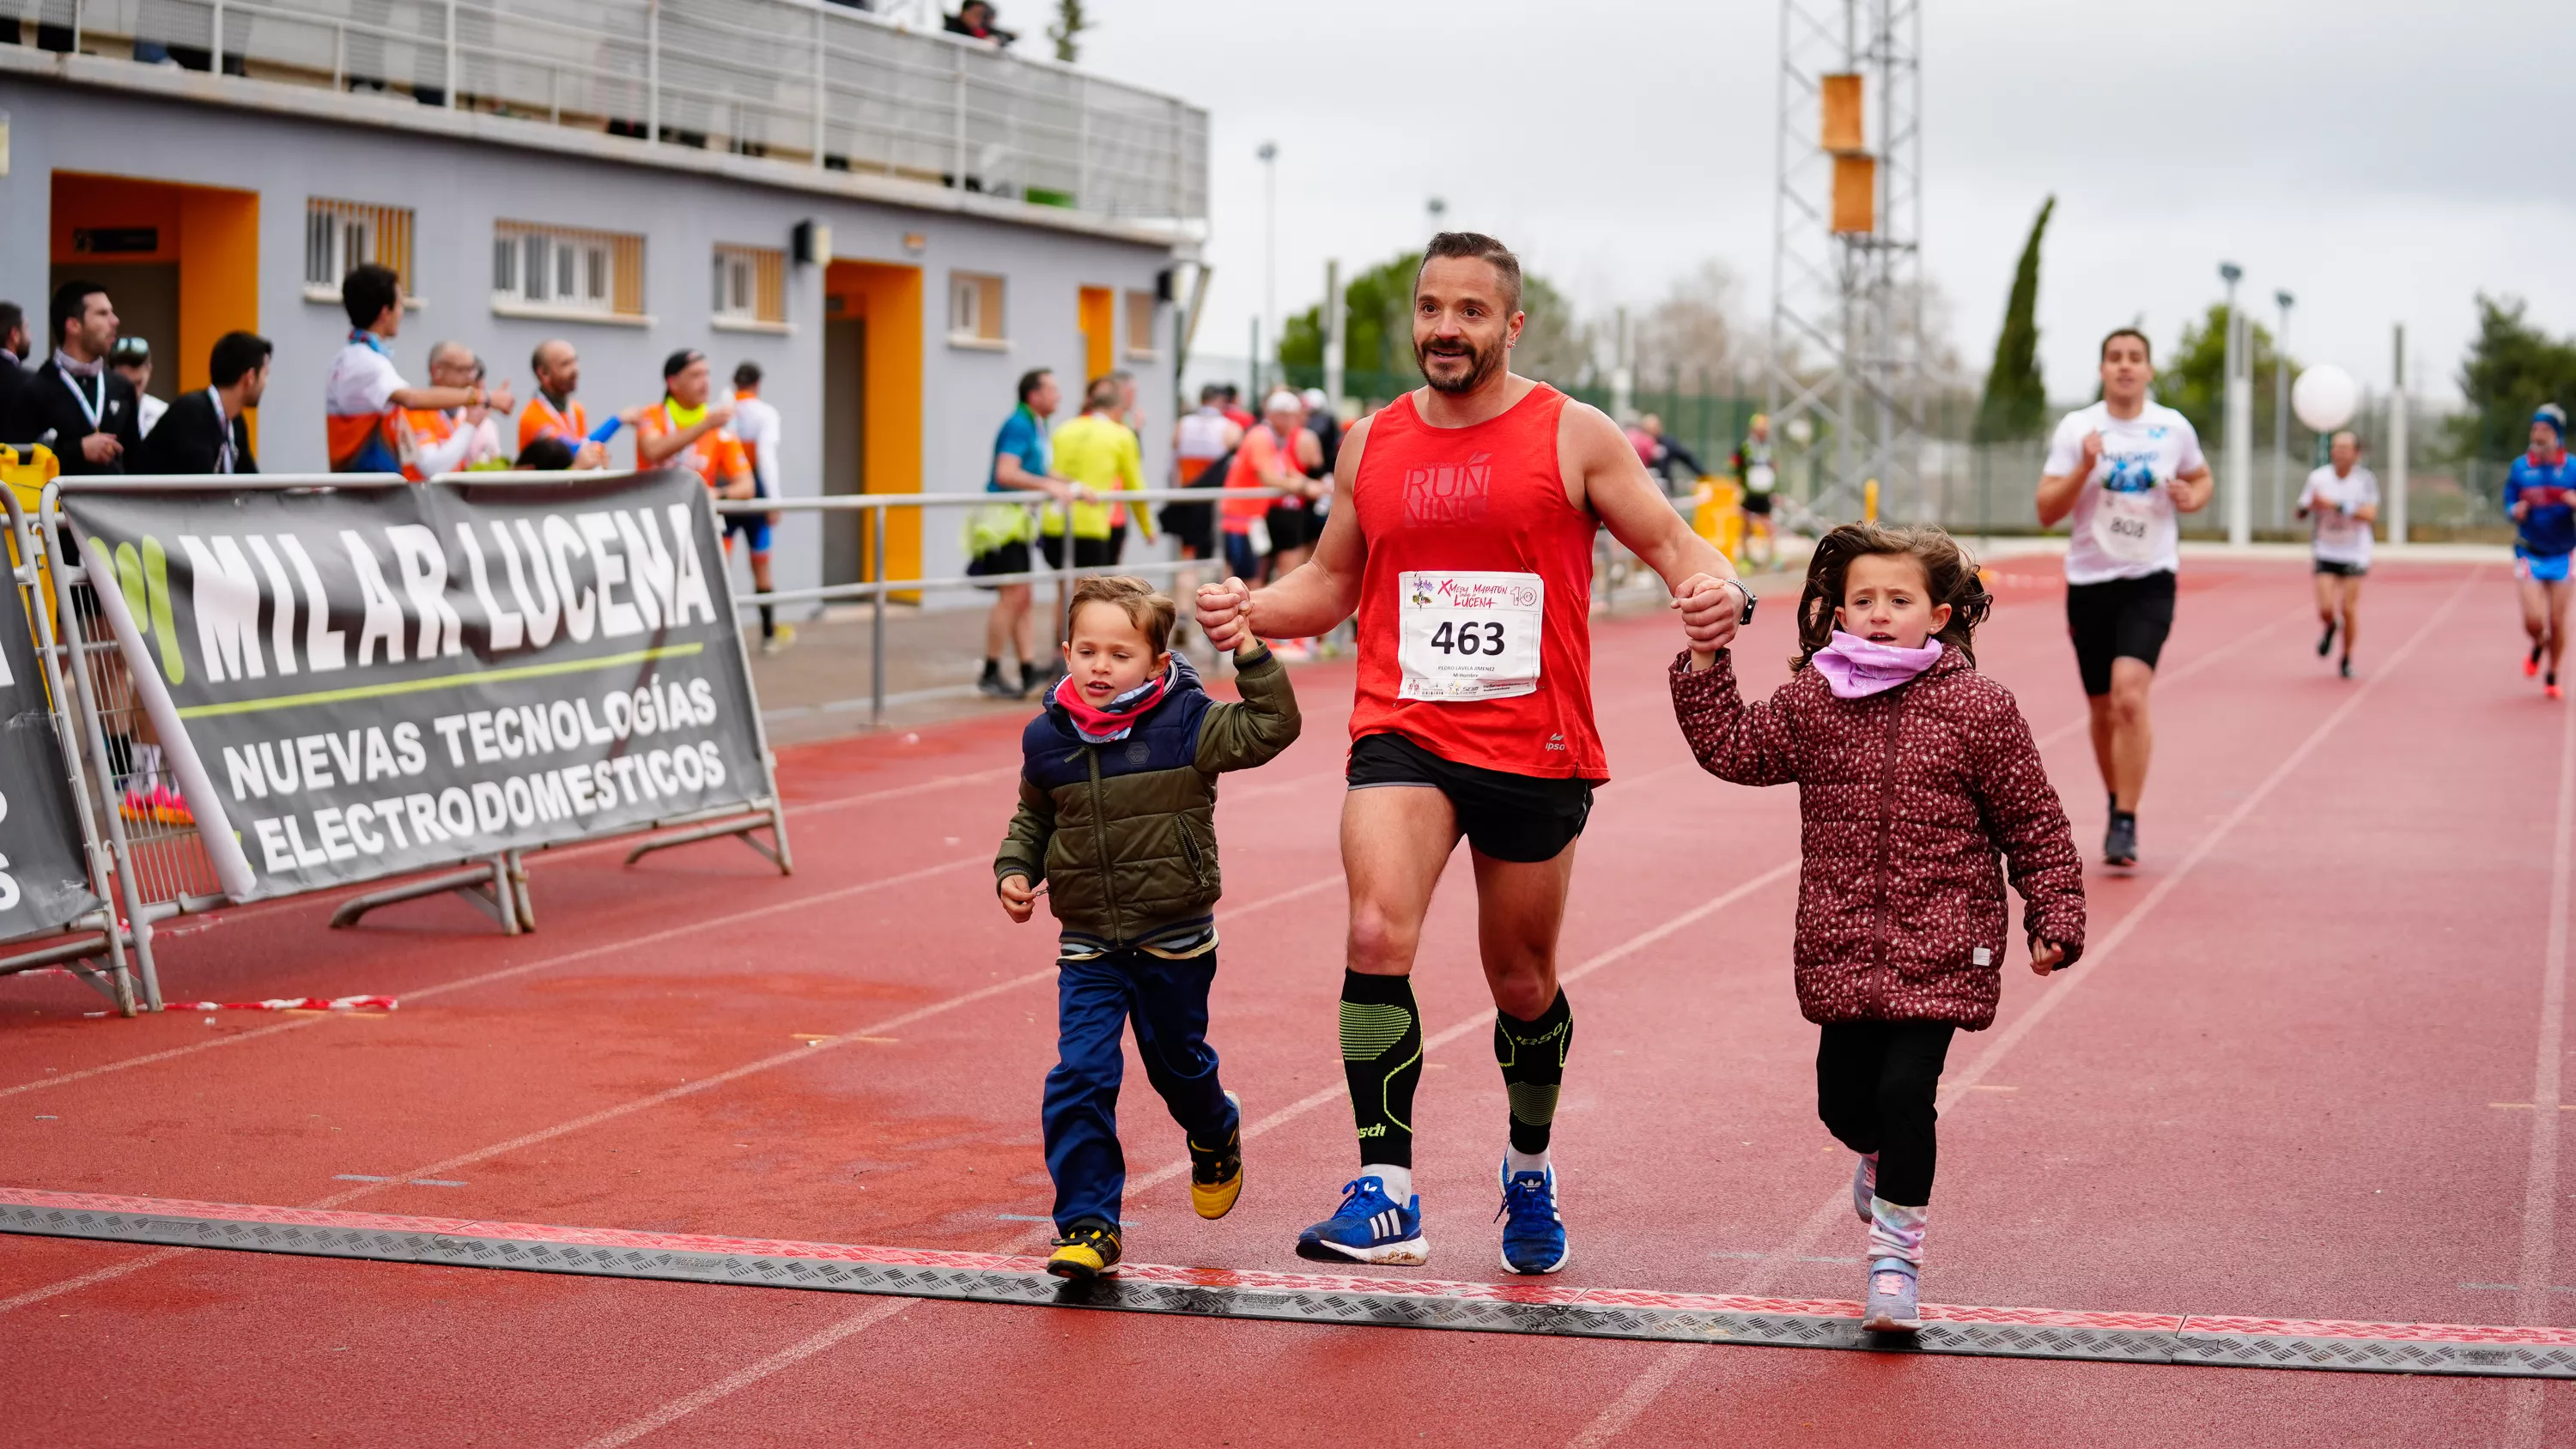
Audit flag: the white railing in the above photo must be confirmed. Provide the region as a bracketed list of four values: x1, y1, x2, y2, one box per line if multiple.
[18, 0, 1210, 225]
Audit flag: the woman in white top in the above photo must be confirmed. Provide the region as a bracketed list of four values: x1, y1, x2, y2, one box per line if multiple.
[2296, 430, 2379, 679]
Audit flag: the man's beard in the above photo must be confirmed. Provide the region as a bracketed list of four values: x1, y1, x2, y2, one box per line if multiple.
[1415, 334, 1502, 396]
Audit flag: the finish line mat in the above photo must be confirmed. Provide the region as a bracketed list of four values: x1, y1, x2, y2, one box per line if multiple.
[6, 1187, 2571, 1378]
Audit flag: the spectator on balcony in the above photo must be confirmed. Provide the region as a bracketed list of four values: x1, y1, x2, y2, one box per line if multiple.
[945, 1, 1018, 46]
[107, 336, 167, 440]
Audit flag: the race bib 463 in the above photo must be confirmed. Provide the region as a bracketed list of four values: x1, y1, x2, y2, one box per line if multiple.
[1397, 571, 1544, 701]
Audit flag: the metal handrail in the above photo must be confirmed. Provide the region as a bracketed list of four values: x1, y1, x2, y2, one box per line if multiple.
[53, 0, 1210, 223]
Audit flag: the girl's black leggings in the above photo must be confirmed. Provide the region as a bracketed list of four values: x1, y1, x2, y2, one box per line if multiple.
[1815, 1019, 1957, 1208]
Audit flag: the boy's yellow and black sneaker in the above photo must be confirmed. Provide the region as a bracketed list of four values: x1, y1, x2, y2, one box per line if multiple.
[1046, 1218, 1121, 1281]
[1189, 1091, 1245, 1221]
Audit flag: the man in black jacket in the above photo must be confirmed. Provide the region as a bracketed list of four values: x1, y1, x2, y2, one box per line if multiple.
[14, 281, 143, 475]
[0, 301, 30, 441]
[137, 331, 270, 475]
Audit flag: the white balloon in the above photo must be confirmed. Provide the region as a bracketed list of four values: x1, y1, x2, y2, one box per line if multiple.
[2293, 365, 2358, 433]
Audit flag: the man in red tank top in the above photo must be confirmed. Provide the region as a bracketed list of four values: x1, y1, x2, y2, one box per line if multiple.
[1198, 233, 1749, 1273]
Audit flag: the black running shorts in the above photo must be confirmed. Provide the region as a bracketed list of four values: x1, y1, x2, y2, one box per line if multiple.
[2313, 558, 2366, 579]
[2064, 570, 2178, 697]
[1346, 731, 1598, 864]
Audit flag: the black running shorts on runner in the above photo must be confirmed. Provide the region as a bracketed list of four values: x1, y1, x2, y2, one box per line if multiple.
[2065, 570, 2178, 697]
[2313, 558, 2366, 579]
[1346, 732, 1598, 864]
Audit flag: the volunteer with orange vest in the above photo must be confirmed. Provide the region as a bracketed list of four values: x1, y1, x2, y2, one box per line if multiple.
[637, 349, 790, 653]
[325, 264, 510, 474]
[400, 342, 507, 479]
[1196, 232, 1744, 1274]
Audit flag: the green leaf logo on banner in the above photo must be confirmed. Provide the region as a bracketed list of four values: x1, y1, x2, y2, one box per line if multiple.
[113, 536, 184, 685]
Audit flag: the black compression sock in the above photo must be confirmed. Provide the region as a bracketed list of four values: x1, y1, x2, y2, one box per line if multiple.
[758, 603, 776, 640]
[1495, 990, 1573, 1156]
[1340, 970, 1422, 1168]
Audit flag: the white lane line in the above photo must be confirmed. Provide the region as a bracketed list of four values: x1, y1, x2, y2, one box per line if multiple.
[2506, 630, 2575, 1447]
[570, 1297, 917, 1449]
[1567, 572, 2476, 1447]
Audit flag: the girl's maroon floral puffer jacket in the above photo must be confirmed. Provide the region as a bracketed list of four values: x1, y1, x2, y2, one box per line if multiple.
[1669, 645, 2085, 1030]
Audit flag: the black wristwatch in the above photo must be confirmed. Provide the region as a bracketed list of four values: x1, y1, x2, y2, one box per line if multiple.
[1728, 579, 1759, 626]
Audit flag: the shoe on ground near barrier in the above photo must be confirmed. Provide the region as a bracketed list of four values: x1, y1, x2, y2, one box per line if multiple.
[1862, 1257, 1922, 1331]
[1496, 1161, 1569, 1276]
[1046, 1218, 1122, 1281]
[1189, 1090, 1243, 1221]
[977, 670, 1024, 700]
[761, 624, 797, 657]
[1295, 1176, 1426, 1266]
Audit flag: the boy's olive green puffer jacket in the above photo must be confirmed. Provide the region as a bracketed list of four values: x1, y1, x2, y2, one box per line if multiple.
[994, 649, 1298, 950]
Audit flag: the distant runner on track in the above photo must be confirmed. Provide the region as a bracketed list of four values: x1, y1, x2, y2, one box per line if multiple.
[2508, 404, 2575, 700]
[1194, 231, 1747, 1274]
[2295, 429, 2378, 680]
[2036, 328, 2214, 870]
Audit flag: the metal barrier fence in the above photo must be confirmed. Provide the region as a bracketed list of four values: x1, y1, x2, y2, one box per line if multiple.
[11, 0, 1208, 222]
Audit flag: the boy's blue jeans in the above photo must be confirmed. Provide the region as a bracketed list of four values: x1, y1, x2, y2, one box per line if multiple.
[1043, 946, 1239, 1233]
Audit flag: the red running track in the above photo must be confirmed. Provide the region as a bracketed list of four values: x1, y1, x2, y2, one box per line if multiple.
[1, 553, 2568, 1446]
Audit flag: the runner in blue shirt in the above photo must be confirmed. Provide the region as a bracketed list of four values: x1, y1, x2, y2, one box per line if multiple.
[969, 368, 1083, 699]
[2508, 403, 2576, 699]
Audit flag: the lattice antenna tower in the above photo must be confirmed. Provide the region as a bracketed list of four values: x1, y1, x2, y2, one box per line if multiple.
[1765, 0, 1923, 518]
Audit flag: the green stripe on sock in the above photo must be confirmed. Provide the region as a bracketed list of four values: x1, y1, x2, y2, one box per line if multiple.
[1340, 1002, 1413, 1061]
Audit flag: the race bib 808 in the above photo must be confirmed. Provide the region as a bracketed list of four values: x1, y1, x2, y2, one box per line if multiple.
[1397, 570, 1544, 701]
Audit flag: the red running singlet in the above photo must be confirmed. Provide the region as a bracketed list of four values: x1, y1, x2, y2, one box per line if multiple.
[1346, 384, 1607, 780]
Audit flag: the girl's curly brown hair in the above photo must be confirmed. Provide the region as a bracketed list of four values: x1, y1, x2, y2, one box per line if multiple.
[1789, 522, 1993, 672]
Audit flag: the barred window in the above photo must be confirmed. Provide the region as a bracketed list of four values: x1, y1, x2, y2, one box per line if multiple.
[949, 271, 1005, 344]
[304, 199, 415, 300]
[492, 221, 645, 318]
[713, 246, 787, 326]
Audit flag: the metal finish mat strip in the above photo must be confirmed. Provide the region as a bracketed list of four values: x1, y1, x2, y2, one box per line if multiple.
[5, 1188, 2571, 1377]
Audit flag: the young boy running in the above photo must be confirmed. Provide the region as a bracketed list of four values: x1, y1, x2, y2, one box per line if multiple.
[996, 577, 1302, 1279]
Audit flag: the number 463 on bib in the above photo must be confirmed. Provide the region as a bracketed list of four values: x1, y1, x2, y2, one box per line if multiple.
[1397, 570, 1545, 701]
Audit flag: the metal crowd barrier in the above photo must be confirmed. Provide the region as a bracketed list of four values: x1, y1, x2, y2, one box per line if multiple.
[712, 485, 1295, 725]
[0, 477, 152, 1015]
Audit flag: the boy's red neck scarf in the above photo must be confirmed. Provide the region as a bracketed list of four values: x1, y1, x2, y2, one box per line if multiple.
[2535, 445, 2567, 470]
[1052, 664, 1175, 743]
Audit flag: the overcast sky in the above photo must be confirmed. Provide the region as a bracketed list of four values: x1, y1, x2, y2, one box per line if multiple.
[1072, 0, 2560, 403]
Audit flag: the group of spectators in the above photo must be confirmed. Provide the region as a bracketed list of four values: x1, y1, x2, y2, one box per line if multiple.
[968, 371, 1345, 700]
[2, 266, 797, 656]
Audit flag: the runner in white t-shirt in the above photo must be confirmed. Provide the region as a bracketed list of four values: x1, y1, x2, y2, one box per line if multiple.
[2037, 327, 2215, 869]
[2297, 430, 2379, 679]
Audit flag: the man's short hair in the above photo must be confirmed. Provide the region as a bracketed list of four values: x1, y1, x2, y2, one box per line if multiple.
[1084, 375, 1121, 410]
[0, 301, 22, 345]
[1417, 231, 1523, 315]
[1200, 383, 1226, 405]
[210, 331, 272, 389]
[2099, 327, 2153, 364]
[50, 280, 108, 351]
[1017, 367, 1054, 403]
[516, 436, 577, 470]
[733, 360, 762, 390]
[341, 264, 401, 330]
[663, 348, 705, 380]
[531, 339, 572, 375]
[428, 340, 473, 371]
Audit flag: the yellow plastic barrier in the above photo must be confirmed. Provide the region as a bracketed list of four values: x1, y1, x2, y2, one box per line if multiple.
[2, 443, 61, 618]
[1862, 476, 1880, 523]
[1692, 476, 1744, 564]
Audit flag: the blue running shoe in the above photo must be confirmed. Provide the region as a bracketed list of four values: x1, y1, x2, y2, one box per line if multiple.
[1496, 1161, 1569, 1276]
[1296, 1177, 1428, 1265]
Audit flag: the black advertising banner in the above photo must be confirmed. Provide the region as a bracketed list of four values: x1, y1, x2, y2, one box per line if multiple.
[0, 569, 103, 942]
[60, 471, 770, 900]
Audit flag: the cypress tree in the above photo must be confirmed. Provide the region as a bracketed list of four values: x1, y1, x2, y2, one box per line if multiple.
[1973, 196, 2055, 443]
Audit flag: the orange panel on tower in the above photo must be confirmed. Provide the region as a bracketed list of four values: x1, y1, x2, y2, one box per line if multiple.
[1832, 154, 1877, 234]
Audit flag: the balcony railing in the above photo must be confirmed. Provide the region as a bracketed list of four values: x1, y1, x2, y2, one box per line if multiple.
[9, 0, 1210, 227]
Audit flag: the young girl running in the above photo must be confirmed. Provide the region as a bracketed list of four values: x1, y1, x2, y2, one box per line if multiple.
[1668, 523, 2087, 1331]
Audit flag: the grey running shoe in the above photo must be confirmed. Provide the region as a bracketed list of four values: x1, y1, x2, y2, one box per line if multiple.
[1862, 1258, 1922, 1332]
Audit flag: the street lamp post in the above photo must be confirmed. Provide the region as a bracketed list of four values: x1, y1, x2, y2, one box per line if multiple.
[2220, 262, 2251, 547]
[2274, 289, 2294, 531]
[1257, 141, 1278, 400]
